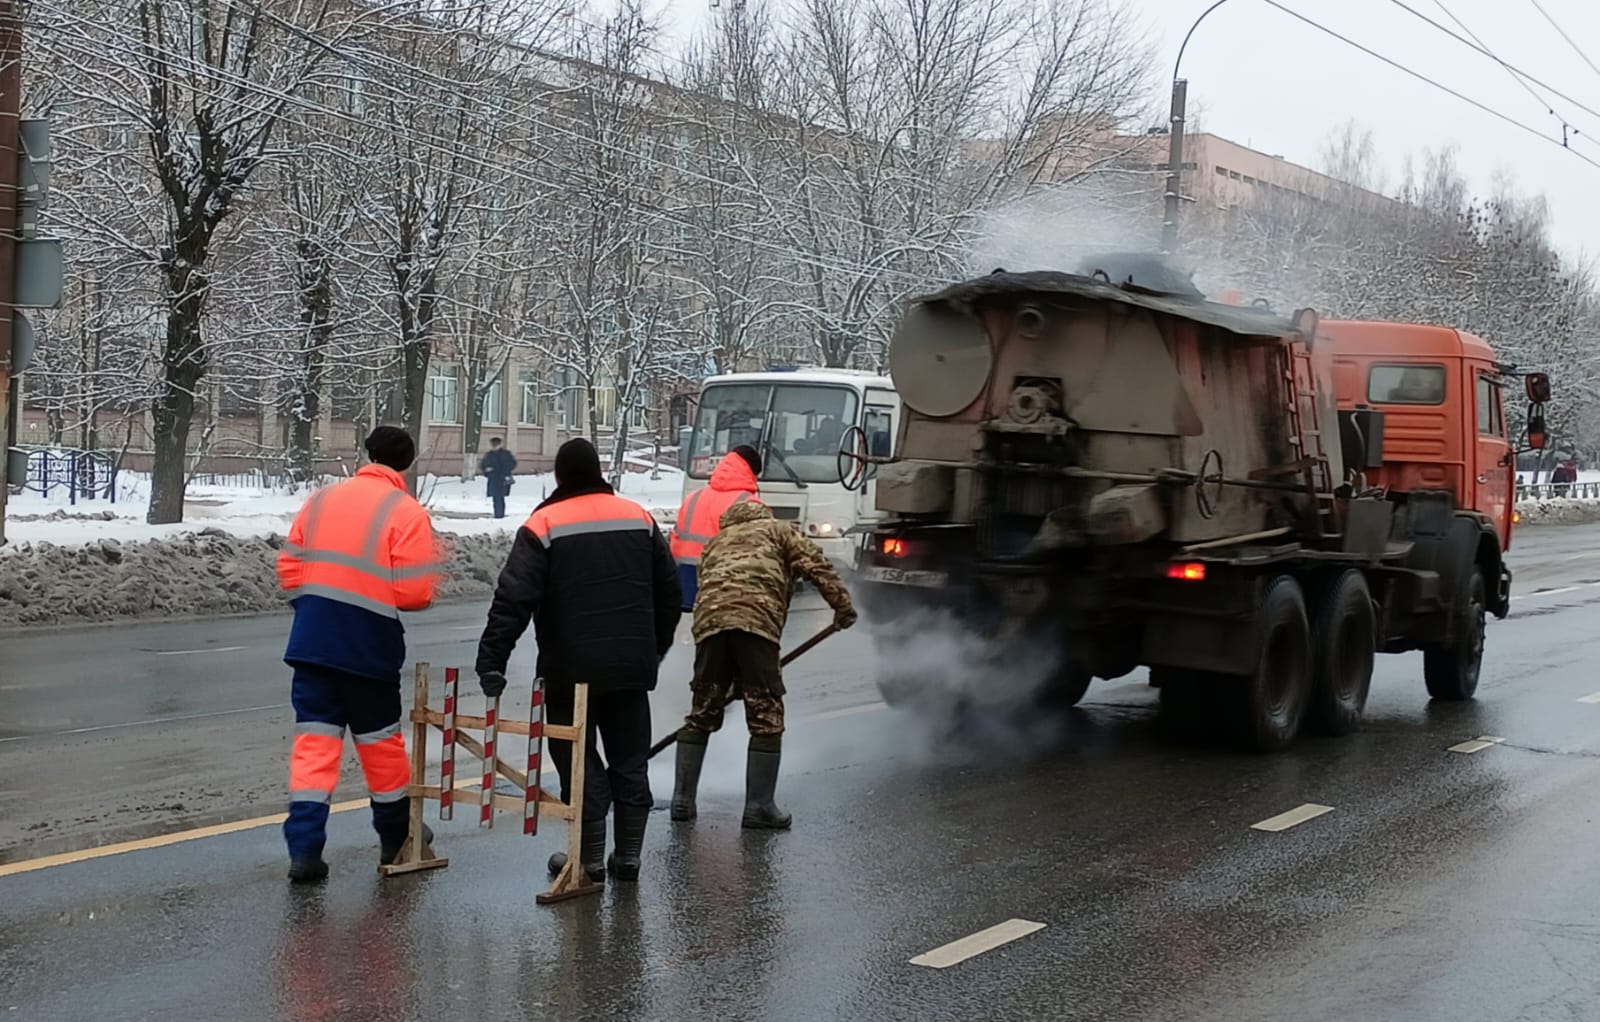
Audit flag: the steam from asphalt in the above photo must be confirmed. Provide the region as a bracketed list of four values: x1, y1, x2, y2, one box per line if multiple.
[643, 612, 1082, 809]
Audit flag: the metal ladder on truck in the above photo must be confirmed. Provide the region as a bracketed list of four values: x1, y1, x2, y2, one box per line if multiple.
[1279, 343, 1340, 543]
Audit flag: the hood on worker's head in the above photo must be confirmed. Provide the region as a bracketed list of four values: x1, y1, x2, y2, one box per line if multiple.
[720, 499, 773, 529]
[709, 449, 760, 493]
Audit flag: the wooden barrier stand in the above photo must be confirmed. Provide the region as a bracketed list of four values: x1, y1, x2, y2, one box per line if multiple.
[378, 662, 601, 905]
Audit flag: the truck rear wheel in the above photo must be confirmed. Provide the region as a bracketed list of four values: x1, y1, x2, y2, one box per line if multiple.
[1240, 575, 1312, 752]
[1424, 569, 1486, 701]
[1308, 570, 1375, 736]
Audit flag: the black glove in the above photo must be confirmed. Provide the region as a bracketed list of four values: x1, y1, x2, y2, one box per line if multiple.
[479, 670, 508, 698]
[834, 608, 858, 631]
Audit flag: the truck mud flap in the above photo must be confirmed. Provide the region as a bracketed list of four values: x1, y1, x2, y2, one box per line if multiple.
[1141, 613, 1257, 676]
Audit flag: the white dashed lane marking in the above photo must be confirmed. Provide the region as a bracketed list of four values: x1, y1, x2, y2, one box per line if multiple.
[1250, 803, 1334, 832]
[1578, 693, 1600, 704]
[798, 701, 887, 724]
[152, 646, 247, 657]
[1447, 736, 1506, 754]
[910, 919, 1047, 969]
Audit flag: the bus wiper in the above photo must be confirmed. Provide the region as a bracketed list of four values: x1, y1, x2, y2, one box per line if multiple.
[764, 439, 808, 489]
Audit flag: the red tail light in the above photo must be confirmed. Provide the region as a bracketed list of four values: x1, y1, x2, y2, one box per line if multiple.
[1166, 562, 1206, 581]
[881, 537, 908, 557]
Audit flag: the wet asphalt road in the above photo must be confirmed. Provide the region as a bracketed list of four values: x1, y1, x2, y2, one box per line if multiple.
[7, 526, 1600, 1019]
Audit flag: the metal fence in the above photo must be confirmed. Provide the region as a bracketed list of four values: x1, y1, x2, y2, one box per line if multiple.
[1518, 482, 1600, 501]
[21, 449, 118, 504]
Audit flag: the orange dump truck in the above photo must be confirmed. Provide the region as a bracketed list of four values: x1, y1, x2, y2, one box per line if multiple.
[852, 264, 1550, 751]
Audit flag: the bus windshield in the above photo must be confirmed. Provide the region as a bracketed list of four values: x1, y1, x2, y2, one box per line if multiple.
[688, 383, 862, 484]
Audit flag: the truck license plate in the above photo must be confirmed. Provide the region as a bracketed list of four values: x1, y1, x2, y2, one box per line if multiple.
[860, 565, 947, 588]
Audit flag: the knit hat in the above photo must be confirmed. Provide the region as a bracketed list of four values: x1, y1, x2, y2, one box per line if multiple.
[731, 444, 762, 476]
[364, 426, 416, 472]
[554, 437, 604, 488]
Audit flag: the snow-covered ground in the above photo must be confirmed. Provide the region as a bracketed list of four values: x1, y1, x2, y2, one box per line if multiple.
[3, 468, 688, 547]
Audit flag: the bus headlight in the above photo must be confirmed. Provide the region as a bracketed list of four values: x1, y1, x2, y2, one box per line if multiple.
[807, 521, 836, 537]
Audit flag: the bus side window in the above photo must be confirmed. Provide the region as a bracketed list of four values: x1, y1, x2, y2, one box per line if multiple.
[865, 405, 894, 457]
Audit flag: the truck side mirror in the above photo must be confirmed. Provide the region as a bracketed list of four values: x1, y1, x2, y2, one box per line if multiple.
[1526, 372, 1551, 403]
[1528, 409, 1548, 450]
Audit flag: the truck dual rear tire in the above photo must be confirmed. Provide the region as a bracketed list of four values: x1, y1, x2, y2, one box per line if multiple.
[1424, 569, 1486, 701]
[1308, 570, 1376, 736]
[1241, 575, 1313, 753]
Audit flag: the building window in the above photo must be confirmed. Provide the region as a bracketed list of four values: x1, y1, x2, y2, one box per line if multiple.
[428, 367, 460, 424]
[593, 383, 617, 428]
[1214, 165, 1228, 176]
[519, 369, 541, 425]
[555, 367, 580, 429]
[481, 376, 504, 425]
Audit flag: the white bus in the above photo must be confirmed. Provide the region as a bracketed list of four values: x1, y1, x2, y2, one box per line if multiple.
[682, 368, 899, 573]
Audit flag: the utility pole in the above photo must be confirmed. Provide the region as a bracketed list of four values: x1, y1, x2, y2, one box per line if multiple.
[1160, 77, 1187, 255]
[0, 0, 61, 546]
[0, 0, 22, 547]
[1161, 0, 1231, 256]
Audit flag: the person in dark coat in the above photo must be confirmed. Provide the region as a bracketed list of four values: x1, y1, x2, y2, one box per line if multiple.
[478, 437, 517, 519]
[475, 438, 681, 884]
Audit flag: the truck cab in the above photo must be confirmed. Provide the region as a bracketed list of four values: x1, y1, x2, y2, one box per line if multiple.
[1320, 321, 1524, 610]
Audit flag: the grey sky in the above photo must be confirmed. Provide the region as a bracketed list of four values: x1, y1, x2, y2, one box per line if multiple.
[617, 0, 1600, 261]
[1143, 0, 1600, 260]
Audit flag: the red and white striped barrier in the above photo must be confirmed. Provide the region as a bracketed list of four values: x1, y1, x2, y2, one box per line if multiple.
[377, 664, 600, 904]
[481, 697, 499, 829]
[440, 668, 457, 822]
[525, 684, 544, 836]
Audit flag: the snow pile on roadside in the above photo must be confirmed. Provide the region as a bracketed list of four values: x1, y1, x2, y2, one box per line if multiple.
[1515, 498, 1600, 526]
[4, 467, 686, 546]
[0, 467, 688, 629]
[0, 528, 520, 629]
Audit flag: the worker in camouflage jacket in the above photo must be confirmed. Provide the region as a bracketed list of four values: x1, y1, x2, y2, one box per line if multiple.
[670, 500, 856, 830]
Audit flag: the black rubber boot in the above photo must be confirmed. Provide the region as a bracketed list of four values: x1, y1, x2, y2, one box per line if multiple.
[607, 804, 650, 882]
[547, 815, 608, 884]
[670, 737, 708, 822]
[379, 824, 434, 867]
[741, 744, 792, 830]
[288, 858, 329, 884]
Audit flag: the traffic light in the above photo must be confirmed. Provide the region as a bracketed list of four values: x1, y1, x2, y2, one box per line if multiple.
[13, 116, 59, 320]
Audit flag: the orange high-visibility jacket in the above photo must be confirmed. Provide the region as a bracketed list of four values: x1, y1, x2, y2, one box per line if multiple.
[278, 464, 442, 680]
[670, 453, 759, 565]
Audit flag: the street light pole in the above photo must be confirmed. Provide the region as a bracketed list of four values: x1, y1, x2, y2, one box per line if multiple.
[1161, 0, 1233, 255]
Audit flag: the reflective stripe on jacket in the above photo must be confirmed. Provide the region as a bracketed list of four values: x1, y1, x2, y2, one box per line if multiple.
[278, 464, 442, 680]
[476, 490, 682, 693]
[670, 453, 759, 565]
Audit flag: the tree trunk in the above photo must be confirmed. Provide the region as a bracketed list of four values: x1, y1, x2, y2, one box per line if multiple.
[609, 397, 632, 488]
[290, 249, 333, 485]
[461, 349, 485, 481]
[147, 369, 198, 523]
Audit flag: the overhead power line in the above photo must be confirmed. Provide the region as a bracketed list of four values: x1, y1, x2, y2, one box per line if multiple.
[1261, 0, 1600, 174]
[1414, 0, 1592, 148]
[1527, 0, 1600, 83]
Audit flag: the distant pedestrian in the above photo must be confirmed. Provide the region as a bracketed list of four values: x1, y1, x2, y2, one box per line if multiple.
[1552, 461, 1574, 495]
[670, 500, 856, 830]
[669, 445, 761, 610]
[475, 438, 682, 884]
[277, 426, 443, 883]
[479, 437, 517, 520]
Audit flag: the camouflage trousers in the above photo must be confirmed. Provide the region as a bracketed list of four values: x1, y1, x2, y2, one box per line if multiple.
[683, 630, 786, 738]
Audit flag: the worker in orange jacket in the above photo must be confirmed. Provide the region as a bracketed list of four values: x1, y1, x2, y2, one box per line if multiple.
[669, 445, 761, 609]
[276, 426, 443, 883]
